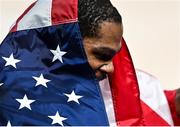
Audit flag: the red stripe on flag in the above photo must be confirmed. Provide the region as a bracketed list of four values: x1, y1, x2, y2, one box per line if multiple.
[109, 38, 144, 126]
[51, 0, 78, 25]
[141, 100, 170, 126]
[10, 1, 37, 32]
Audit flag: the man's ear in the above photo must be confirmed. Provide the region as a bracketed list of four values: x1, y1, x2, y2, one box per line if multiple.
[175, 88, 180, 116]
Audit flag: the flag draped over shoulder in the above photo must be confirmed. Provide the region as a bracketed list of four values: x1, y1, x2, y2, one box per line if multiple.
[109, 39, 176, 126]
[0, 0, 109, 126]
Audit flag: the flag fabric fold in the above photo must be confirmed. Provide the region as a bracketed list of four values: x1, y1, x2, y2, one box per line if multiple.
[109, 38, 145, 126]
[136, 70, 174, 126]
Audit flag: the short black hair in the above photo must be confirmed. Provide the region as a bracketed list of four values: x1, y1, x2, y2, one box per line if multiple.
[78, 0, 122, 38]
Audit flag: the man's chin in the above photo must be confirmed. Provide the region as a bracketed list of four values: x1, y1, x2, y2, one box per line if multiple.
[96, 74, 107, 81]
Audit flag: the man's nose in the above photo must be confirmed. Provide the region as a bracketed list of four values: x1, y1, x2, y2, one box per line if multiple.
[99, 62, 114, 74]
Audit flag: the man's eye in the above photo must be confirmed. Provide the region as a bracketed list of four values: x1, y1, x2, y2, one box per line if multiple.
[92, 47, 117, 61]
[95, 54, 114, 61]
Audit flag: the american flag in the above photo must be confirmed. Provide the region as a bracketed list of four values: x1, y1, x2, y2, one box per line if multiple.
[0, 0, 176, 126]
[0, 0, 109, 126]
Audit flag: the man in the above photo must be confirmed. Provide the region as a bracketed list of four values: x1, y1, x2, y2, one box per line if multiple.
[78, 0, 180, 125]
[78, 0, 123, 81]
[0, 0, 179, 126]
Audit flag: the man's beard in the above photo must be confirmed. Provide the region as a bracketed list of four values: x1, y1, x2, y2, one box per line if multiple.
[95, 66, 107, 81]
[96, 72, 107, 81]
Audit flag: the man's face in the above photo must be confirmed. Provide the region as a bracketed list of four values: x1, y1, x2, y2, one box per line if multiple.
[83, 21, 123, 80]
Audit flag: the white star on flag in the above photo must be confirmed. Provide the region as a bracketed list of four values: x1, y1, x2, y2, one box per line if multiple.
[6, 121, 11, 127]
[50, 45, 66, 63]
[48, 111, 67, 126]
[64, 90, 83, 104]
[16, 94, 35, 110]
[33, 74, 50, 87]
[2, 53, 21, 68]
[0, 83, 3, 86]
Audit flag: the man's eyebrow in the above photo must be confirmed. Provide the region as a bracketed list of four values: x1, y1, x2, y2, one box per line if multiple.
[93, 47, 117, 55]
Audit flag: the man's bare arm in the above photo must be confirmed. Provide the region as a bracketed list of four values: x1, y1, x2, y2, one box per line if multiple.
[175, 88, 180, 116]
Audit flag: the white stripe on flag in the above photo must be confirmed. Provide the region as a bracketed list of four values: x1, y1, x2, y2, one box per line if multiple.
[17, 0, 52, 31]
[99, 77, 116, 126]
[136, 69, 174, 126]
